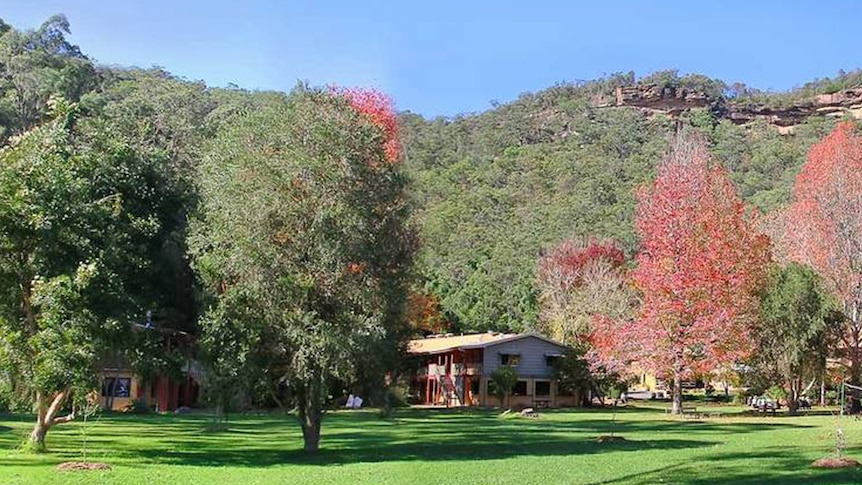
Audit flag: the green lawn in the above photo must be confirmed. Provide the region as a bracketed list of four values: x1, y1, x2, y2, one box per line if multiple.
[1, 404, 861, 484]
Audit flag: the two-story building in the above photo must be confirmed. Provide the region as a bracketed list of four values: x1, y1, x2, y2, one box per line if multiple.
[407, 332, 575, 408]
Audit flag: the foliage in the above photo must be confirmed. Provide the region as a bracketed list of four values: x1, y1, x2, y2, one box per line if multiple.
[535, 239, 633, 344]
[404, 291, 449, 335]
[0, 15, 96, 141]
[619, 131, 770, 413]
[783, 122, 862, 384]
[191, 86, 415, 452]
[402, 74, 827, 333]
[550, 349, 592, 399]
[753, 263, 835, 412]
[0, 99, 189, 447]
[489, 366, 518, 408]
[336, 87, 400, 163]
[765, 385, 788, 403]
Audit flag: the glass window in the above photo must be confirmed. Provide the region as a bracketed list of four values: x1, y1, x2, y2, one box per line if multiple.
[545, 355, 560, 367]
[535, 381, 551, 396]
[101, 378, 115, 397]
[513, 380, 528, 396]
[101, 377, 131, 397]
[501, 354, 520, 366]
[115, 378, 131, 397]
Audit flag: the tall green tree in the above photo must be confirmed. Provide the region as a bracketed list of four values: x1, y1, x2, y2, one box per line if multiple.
[754, 264, 835, 413]
[192, 86, 414, 452]
[0, 99, 186, 449]
[0, 14, 97, 141]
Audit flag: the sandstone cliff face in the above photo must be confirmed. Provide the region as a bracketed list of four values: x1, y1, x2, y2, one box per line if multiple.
[608, 84, 862, 131]
[613, 84, 711, 113]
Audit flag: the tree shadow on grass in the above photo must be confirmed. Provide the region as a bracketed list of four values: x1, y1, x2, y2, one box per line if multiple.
[0, 408, 833, 473]
[102, 407, 824, 468]
[589, 448, 862, 485]
[38, 408, 723, 467]
[129, 434, 717, 467]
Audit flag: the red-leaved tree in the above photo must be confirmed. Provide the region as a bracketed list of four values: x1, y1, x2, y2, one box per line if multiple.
[335, 87, 400, 163]
[626, 131, 770, 414]
[536, 239, 639, 390]
[784, 122, 862, 383]
[535, 239, 630, 344]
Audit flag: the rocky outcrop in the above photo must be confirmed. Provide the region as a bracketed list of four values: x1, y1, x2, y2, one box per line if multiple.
[726, 88, 862, 127]
[613, 84, 711, 113]
[607, 84, 862, 131]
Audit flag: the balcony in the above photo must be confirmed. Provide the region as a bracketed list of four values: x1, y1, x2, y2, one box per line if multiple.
[417, 363, 483, 377]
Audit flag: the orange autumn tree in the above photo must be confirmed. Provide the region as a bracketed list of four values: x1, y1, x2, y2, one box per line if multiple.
[335, 87, 400, 164]
[623, 131, 770, 414]
[784, 122, 862, 383]
[405, 291, 450, 335]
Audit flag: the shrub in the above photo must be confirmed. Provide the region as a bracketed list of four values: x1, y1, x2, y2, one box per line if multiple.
[489, 366, 518, 408]
[765, 385, 787, 403]
[123, 398, 153, 414]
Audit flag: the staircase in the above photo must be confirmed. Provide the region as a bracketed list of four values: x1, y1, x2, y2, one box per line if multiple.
[439, 375, 461, 407]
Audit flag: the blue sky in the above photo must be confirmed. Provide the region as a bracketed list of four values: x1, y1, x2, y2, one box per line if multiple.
[4, 1, 862, 117]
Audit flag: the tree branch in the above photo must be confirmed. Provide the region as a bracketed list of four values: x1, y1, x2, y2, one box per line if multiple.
[44, 388, 71, 427]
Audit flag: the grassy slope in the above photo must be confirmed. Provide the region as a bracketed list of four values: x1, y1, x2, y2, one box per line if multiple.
[1, 404, 861, 485]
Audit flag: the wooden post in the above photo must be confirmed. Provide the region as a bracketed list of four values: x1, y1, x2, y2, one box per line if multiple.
[183, 377, 192, 408]
[435, 355, 442, 404]
[156, 376, 169, 413]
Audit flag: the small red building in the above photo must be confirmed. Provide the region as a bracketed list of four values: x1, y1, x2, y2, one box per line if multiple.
[98, 324, 202, 412]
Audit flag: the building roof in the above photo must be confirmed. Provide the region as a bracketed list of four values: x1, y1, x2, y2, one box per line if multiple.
[407, 332, 566, 355]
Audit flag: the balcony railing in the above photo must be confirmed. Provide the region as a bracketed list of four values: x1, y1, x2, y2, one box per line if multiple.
[418, 363, 482, 376]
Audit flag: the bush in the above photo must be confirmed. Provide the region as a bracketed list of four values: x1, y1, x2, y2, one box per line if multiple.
[489, 366, 518, 408]
[123, 398, 153, 414]
[765, 385, 787, 403]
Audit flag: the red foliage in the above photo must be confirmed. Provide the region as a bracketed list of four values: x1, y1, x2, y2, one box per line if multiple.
[784, 121, 862, 381]
[405, 292, 449, 335]
[622, 133, 770, 385]
[537, 239, 635, 377]
[336, 87, 400, 164]
[536, 239, 625, 292]
[586, 314, 637, 377]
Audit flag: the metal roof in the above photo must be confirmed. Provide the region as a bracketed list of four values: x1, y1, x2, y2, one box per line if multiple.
[407, 332, 567, 355]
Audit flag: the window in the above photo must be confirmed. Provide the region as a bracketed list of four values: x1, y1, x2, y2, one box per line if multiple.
[501, 353, 520, 366]
[545, 355, 561, 367]
[513, 380, 528, 396]
[115, 378, 131, 397]
[101, 378, 114, 397]
[101, 377, 131, 397]
[535, 380, 551, 396]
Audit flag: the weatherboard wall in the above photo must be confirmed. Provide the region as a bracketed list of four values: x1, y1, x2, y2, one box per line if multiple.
[482, 335, 565, 378]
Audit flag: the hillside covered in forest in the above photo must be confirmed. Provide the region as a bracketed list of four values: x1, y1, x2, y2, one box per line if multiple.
[401, 71, 856, 332]
[1, 14, 859, 335]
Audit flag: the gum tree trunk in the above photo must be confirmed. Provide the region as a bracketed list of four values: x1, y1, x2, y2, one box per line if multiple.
[298, 369, 324, 453]
[787, 380, 800, 415]
[29, 389, 74, 451]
